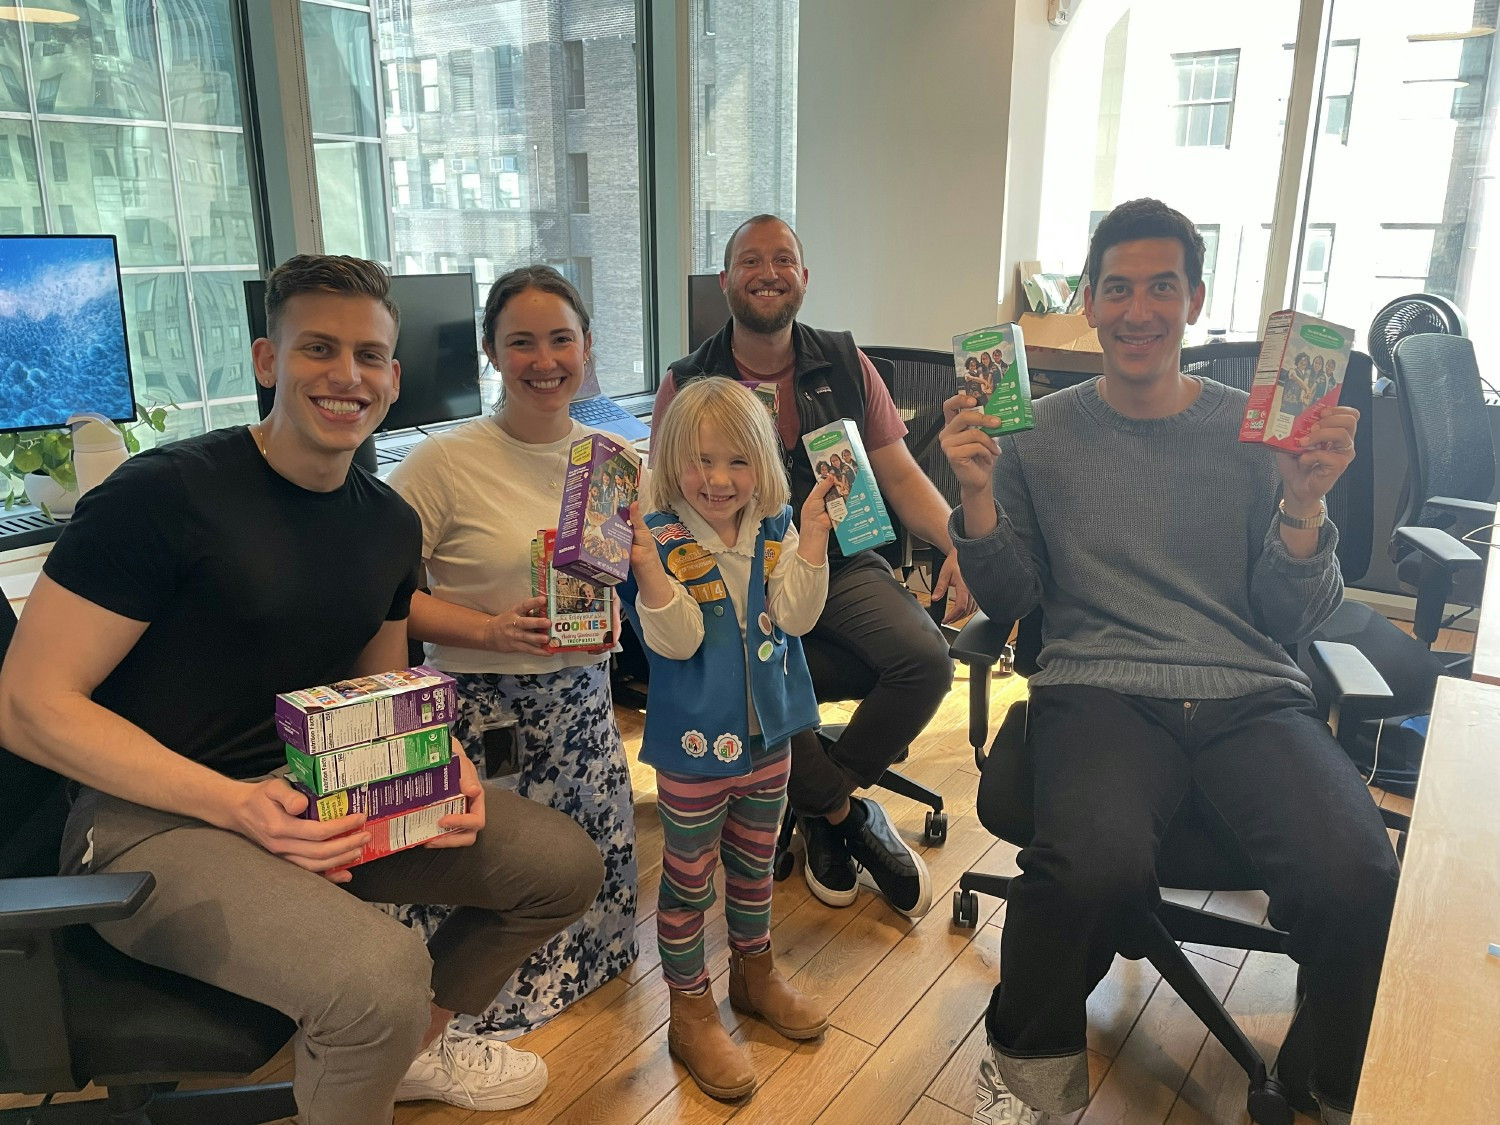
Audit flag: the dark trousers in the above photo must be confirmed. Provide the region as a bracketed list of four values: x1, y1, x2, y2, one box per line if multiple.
[787, 550, 953, 817]
[988, 684, 1399, 1113]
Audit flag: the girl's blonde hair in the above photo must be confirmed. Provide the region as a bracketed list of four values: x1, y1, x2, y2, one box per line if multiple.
[648, 377, 790, 521]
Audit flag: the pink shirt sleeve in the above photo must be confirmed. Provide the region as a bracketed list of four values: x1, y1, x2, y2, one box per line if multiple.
[857, 349, 908, 452]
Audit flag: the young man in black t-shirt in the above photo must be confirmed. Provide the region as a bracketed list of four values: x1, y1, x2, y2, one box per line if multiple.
[0, 256, 604, 1123]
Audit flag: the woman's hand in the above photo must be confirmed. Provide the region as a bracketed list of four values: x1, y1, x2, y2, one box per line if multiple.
[483, 594, 553, 655]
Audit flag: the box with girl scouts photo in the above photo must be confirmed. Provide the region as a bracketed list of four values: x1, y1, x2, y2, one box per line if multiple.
[1239, 311, 1353, 450]
[802, 420, 895, 556]
[952, 322, 1035, 436]
[554, 432, 642, 585]
[531, 528, 616, 652]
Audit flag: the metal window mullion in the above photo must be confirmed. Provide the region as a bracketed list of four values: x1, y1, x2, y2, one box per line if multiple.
[1260, 0, 1335, 330]
[148, 2, 213, 431]
[13, 4, 52, 228]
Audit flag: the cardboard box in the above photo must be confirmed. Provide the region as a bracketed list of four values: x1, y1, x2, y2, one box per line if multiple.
[530, 528, 616, 652]
[275, 667, 458, 756]
[554, 433, 642, 585]
[953, 322, 1035, 436]
[1016, 311, 1101, 354]
[1239, 311, 1353, 450]
[293, 756, 464, 822]
[346, 796, 467, 866]
[802, 420, 895, 556]
[284, 723, 453, 795]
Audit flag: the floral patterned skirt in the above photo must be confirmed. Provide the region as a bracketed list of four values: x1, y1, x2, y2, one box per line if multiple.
[390, 662, 637, 1037]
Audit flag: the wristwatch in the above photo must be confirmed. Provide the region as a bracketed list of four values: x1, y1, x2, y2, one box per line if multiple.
[1278, 498, 1326, 530]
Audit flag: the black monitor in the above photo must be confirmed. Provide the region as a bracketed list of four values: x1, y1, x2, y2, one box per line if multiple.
[245, 272, 482, 433]
[688, 274, 731, 351]
[0, 234, 135, 432]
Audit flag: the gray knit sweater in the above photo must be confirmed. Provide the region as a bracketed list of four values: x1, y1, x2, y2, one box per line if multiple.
[949, 377, 1342, 699]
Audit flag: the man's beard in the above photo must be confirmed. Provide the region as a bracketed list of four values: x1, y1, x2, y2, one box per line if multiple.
[728, 286, 803, 335]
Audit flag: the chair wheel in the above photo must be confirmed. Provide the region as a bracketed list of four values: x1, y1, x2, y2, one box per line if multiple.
[924, 810, 948, 845]
[952, 889, 979, 928]
[772, 848, 795, 882]
[1247, 1077, 1293, 1125]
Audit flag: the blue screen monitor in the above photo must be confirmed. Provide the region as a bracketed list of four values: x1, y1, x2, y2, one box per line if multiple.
[0, 234, 135, 433]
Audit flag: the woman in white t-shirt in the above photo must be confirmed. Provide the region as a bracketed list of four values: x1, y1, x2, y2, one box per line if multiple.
[388, 265, 636, 1038]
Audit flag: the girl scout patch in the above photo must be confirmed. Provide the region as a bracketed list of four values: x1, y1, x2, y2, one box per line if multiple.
[667, 543, 716, 582]
[682, 730, 709, 757]
[713, 733, 744, 762]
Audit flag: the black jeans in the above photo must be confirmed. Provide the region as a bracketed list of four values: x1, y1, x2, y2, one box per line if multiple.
[787, 551, 953, 817]
[988, 683, 1399, 1112]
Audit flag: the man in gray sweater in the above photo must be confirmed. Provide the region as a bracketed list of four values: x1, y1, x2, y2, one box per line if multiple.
[943, 199, 1398, 1125]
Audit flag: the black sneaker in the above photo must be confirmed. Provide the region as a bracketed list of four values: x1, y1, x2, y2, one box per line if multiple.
[840, 796, 932, 919]
[799, 815, 858, 907]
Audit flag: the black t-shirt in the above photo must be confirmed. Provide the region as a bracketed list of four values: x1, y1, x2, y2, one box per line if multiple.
[44, 427, 422, 780]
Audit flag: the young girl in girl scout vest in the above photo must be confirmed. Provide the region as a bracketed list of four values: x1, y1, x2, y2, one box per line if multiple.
[621, 376, 838, 1100]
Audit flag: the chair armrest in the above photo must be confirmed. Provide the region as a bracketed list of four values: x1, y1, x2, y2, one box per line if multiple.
[1394, 526, 1483, 571]
[1427, 495, 1496, 521]
[0, 872, 154, 933]
[949, 612, 1014, 667]
[1309, 641, 1394, 705]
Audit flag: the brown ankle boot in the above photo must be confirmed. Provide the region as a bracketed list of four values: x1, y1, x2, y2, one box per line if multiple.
[667, 986, 757, 1100]
[728, 948, 829, 1040]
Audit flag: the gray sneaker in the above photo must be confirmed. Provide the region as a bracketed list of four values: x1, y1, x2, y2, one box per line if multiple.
[975, 1046, 1043, 1125]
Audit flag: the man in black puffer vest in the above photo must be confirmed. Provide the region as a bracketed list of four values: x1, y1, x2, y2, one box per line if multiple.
[653, 215, 971, 920]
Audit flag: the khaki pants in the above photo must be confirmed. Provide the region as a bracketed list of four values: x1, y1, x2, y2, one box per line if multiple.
[61, 783, 606, 1125]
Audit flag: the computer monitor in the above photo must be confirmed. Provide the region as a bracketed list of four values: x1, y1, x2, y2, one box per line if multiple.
[245, 272, 482, 433]
[688, 274, 731, 351]
[0, 235, 135, 432]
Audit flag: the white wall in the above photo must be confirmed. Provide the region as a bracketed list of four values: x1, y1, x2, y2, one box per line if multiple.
[794, 0, 1035, 349]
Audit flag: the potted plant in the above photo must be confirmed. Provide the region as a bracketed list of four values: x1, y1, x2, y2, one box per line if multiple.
[0, 403, 173, 520]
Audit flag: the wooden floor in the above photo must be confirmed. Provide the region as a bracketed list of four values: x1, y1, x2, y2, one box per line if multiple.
[4, 622, 1473, 1125]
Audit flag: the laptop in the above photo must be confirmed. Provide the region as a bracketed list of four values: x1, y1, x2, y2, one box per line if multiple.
[568, 356, 651, 441]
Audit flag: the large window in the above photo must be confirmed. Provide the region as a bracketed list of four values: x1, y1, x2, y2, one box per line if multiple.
[1298, 1, 1499, 370]
[306, 1, 650, 398]
[1173, 49, 1240, 148]
[0, 0, 264, 450]
[688, 0, 799, 273]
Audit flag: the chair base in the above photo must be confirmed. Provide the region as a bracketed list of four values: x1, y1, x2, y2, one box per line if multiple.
[0, 1081, 295, 1125]
[951, 869, 1302, 1125]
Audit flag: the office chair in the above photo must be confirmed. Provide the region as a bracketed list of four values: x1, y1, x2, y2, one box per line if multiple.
[1387, 333, 1493, 657]
[0, 601, 296, 1125]
[948, 610, 1396, 1125]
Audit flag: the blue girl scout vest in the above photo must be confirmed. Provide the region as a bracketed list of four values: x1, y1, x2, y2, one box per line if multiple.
[620, 506, 820, 777]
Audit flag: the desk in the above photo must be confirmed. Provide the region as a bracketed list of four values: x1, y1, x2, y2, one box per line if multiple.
[1351, 674, 1500, 1122]
[1473, 502, 1500, 687]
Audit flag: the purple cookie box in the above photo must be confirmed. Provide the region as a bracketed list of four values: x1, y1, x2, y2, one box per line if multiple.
[553, 432, 639, 586]
[275, 666, 459, 755]
[293, 756, 464, 822]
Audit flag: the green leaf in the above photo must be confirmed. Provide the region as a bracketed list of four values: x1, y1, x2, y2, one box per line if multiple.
[0, 434, 15, 458]
[123, 428, 141, 454]
[149, 407, 168, 431]
[13, 448, 41, 474]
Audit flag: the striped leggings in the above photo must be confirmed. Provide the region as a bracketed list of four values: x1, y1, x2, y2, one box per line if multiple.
[654, 741, 791, 992]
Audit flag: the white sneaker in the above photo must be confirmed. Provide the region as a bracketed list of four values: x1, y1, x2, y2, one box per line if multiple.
[975, 1046, 1043, 1125]
[395, 1026, 549, 1111]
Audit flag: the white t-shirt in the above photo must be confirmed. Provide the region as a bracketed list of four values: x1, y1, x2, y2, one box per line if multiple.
[388, 415, 610, 675]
